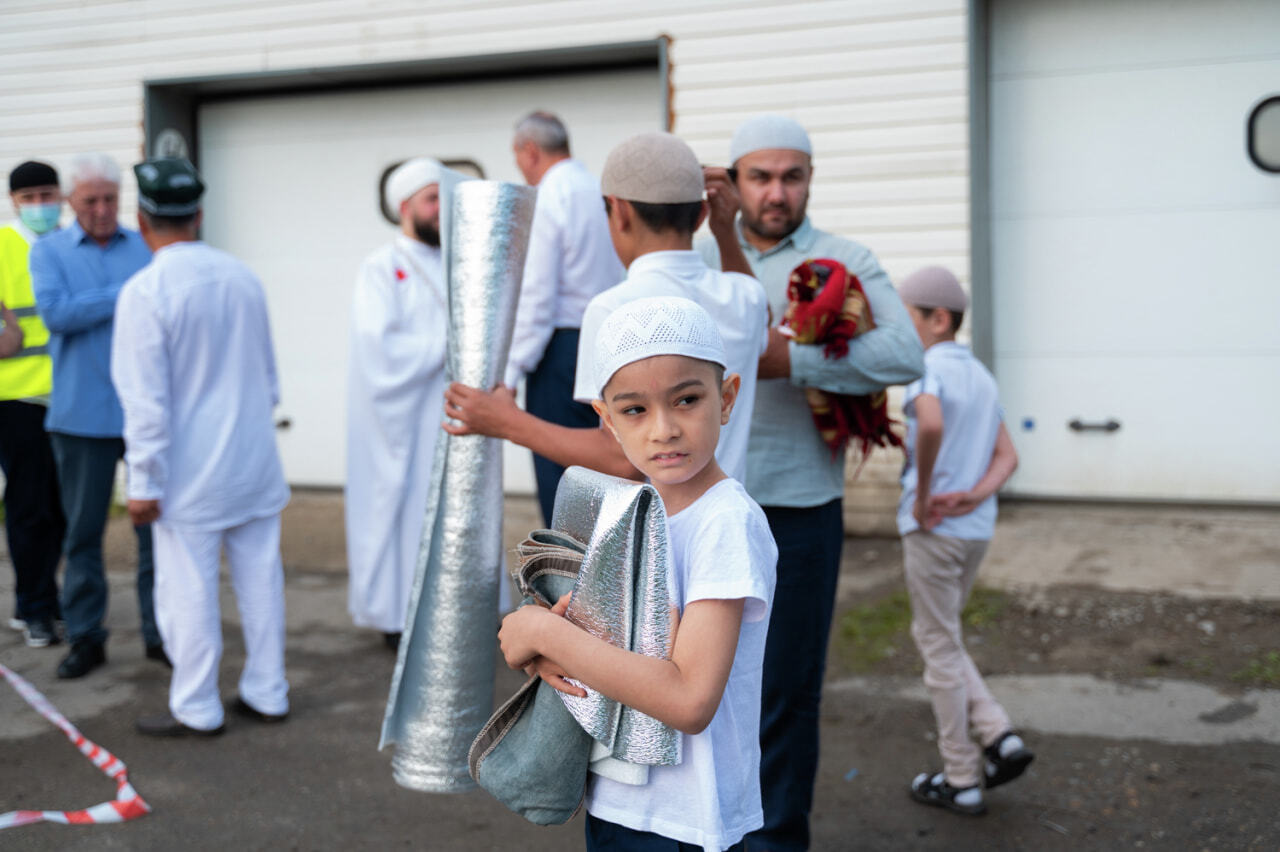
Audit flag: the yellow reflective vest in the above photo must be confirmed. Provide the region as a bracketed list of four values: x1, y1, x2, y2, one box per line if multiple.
[0, 224, 54, 401]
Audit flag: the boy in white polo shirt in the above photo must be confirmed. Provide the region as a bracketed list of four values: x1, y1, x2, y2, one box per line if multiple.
[897, 266, 1034, 816]
[498, 296, 777, 851]
[442, 131, 769, 487]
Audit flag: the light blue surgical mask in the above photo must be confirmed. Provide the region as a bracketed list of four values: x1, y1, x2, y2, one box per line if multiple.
[18, 202, 61, 235]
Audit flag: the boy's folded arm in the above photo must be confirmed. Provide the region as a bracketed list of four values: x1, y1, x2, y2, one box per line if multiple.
[500, 597, 745, 735]
[930, 422, 1020, 516]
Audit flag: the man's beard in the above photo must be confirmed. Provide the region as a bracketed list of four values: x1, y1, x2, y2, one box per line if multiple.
[413, 217, 441, 247]
[741, 199, 806, 242]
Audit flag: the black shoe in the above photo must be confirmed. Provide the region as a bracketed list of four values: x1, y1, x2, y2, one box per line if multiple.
[910, 771, 986, 816]
[56, 642, 106, 679]
[984, 730, 1035, 789]
[24, 619, 61, 648]
[135, 712, 225, 737]
[230, 695, 288, 724]
[145, 642, 173, 668]
[382, 632, 401, 651]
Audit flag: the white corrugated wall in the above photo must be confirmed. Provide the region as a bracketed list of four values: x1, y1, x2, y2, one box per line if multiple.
[0, 0, 970, 528]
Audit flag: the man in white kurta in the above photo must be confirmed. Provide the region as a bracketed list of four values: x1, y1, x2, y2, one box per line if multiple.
[345, 158, 448, 645]
[111, 158, 290, 736]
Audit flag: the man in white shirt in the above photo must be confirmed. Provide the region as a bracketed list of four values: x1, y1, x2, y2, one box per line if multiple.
[345, 158, 448, 648]
[112, 158, 290, 736]
[506, 112, 624, 524]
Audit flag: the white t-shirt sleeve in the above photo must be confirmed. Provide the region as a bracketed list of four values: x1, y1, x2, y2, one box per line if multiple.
[676, 485, 776, 623]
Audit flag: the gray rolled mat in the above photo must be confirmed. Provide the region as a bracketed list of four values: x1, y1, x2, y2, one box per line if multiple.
[380, 177, 536, 792]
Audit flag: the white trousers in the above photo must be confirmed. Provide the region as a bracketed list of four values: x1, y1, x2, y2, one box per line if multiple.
[153, 514, 288, 730]
[903, 530, 1011, 788]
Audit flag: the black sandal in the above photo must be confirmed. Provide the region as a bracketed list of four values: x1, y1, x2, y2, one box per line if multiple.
[909, 771, 986, 816]
[983, 731, 1035, 789]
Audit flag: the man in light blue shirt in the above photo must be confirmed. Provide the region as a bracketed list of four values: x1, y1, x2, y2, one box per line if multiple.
[30, 152, 163, 679]
[698, 116, 924, 850]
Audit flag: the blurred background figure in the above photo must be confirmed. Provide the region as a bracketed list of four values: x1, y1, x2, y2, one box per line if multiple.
[506, 111, 624, 525]
[114, 157, 291, 736]
[29, 152, 164, 679]
[345, 158, 447, 650]
[0, 159, 66, 650]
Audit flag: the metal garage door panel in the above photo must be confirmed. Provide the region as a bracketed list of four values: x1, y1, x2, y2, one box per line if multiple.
[990, 0, 1280, 501]
[197, 68, 659, 487]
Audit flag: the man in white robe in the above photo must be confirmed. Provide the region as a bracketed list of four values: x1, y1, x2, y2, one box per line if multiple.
[345, 158, 447, 647]
[112, 158, 291, 736]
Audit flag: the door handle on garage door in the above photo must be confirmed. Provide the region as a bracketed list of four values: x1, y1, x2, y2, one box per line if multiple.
[275, 417, 292, 431]
[1068, 418, 1121, 433]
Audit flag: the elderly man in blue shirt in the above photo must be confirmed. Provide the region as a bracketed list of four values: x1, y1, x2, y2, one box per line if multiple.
[699, 116, 925, 851]
[30, 152, 165, 679]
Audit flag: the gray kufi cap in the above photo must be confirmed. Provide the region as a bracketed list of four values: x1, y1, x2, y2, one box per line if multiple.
[601, 132, 704, 204]
[898, 266, 969, 312]
[729, 114, 813, 165]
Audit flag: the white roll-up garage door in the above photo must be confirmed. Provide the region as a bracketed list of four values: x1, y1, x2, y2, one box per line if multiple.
[197, 67, 660, 488]
[990, 0, 1280, 501]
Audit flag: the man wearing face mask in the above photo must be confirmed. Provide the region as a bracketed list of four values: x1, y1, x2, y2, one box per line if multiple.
[0, 160, 67, 649]
[28, 152, 165, 679]
[344, 158, 448, 649]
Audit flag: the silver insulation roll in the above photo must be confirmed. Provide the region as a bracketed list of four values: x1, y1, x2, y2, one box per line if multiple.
[380, 178, 536, 792]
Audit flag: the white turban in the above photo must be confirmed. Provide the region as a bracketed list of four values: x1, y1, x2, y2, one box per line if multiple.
[729, 115, 813, 165]
[384, 157, 443, 221]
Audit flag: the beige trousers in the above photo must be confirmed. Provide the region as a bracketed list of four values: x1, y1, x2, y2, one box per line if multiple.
[903, 531, 1011, 787]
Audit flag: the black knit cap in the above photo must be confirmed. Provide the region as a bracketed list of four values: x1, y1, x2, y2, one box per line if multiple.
[9, 160, 59, 193]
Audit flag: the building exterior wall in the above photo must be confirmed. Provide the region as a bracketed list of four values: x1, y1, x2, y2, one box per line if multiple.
[0, 0, 972, 527]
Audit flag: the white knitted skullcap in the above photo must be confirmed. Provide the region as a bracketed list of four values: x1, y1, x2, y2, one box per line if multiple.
[593, 297, 727, 397]
[729, 114, 813, 165]
[601, 132, 704, 204]
[384, 157, 443, 221]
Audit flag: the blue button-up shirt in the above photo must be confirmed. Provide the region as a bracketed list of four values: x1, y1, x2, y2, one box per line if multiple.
[698, 217, 924, 507]
[29, 221, 152, 437]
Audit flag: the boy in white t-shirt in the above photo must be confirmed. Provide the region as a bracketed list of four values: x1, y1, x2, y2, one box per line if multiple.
[498, 296, 777, 851]
[896, 266, 1034, 816]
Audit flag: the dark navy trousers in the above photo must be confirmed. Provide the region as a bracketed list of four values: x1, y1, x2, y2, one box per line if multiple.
[0, 400, 64, 624]
[749, 498, 844, 851]
[526, 328, 600, 527]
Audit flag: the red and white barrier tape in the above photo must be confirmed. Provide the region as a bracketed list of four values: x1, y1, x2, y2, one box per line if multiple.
[0, 662, 151, 829]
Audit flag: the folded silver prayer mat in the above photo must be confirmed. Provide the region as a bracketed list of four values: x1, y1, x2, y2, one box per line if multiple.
[551, 466, 682, 768]
[380, 175, 536, 793]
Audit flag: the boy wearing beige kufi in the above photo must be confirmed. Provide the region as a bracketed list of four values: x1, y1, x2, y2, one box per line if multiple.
[444, 132, 771, 488]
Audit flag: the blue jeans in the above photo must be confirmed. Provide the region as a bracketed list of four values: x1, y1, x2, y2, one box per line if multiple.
[0, 401, 64, 623]
[586, 814, 746, 851]
[49, 432, 158, 648]
[526, 328, 600, 527]
[748, 499, 844, 851]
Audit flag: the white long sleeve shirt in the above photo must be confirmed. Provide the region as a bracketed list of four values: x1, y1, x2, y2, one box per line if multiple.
[110, 241, 289, 532]
[503, 158, 624, 386]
